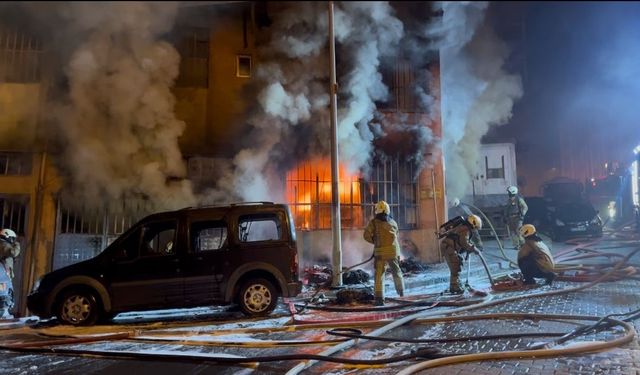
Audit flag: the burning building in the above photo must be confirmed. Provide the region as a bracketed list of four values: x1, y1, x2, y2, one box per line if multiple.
[0, 1, 521, 315]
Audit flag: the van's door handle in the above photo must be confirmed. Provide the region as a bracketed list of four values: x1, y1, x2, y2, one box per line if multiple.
[171, 258, 180, 263]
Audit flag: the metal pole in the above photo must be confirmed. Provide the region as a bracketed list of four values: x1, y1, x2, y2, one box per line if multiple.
[328, 1, 342, 287]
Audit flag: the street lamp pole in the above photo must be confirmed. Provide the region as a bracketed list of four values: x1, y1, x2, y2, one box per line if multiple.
[328, 1, 343, 287]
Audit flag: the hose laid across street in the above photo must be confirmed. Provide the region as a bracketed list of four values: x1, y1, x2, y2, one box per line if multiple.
[285, 246, 640, 374]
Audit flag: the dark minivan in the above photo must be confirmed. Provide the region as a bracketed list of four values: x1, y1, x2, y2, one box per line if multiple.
[28, 202, 302, 325]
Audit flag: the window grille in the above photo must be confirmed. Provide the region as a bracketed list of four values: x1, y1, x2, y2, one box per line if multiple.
[175, 27, 209, 88]
[0, 152, 32, 176]
[0, 29, 41, 83]
[285, 157, 418, 230]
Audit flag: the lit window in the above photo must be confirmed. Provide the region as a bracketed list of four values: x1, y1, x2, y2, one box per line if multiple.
[236, 55, 252, 78]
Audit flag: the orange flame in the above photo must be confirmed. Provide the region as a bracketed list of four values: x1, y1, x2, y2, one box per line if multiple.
[286, 158, 362, 229]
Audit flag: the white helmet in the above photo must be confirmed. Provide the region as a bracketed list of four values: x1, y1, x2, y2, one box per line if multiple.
[0, 229, 17, 244]
[467, 214, 482, 230]
[507, 186, 518, 195]
[375, 200, 390, 215]
[451, 198, 461, 207]
[520, 224, 536, 238]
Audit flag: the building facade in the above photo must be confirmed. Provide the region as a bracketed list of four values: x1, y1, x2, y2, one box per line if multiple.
[0, 2, 446, 315]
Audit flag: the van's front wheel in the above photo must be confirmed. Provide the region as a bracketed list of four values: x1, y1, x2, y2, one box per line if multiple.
[57, 290, 100, 326]
[238, 278, 278, 317]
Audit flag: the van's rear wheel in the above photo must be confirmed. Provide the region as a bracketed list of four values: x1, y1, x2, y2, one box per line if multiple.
[238, 278, 278, 317]
[57, 290, 100, 326]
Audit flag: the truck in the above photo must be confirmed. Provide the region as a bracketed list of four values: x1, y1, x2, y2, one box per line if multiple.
[462, 142, 518, 236]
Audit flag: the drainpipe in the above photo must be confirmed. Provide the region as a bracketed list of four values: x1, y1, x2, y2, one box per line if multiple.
[431, 168, 442, 263]
[21, 152, 46, 316]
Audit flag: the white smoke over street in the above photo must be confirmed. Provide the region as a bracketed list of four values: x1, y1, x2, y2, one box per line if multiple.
[0, 2, 196, 213]
[428, 1, 523, 200]
[51, 2, 196, 212]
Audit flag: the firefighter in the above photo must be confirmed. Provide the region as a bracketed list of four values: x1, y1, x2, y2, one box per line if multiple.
[448, 198, 484, 250]
[517, 224, 555, 285]
[503, 186, 528, 249]
[363, 200, 405, 306]
[0, 229, 19, 280]
[440, 214, 483, 294]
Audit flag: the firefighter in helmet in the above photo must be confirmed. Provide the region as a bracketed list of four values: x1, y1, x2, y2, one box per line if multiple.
[440, 214, 483, 294]
[363, 200, 405, 306]
[448, 197, 484, 250]
[0, 229, 19, 279]
[503, 185, 528, 249]
[518, 224, 555, 286]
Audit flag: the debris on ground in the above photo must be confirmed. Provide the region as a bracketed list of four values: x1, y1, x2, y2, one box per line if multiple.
[303, 265, 332, 285]
[335, 288, 374, 304]
[400, 257, 430, 274]
[342, 269, 370, 285]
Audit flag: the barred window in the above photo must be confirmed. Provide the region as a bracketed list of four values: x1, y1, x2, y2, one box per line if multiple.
[0, 152, 32, 176]
[285, 158, 418, 230]
[0, 29, 41, 83]
[0, 197, 27, 237]
[53, 202, 147, 270]
[175, 27, 209, 88]
[378, 60, 423, 113]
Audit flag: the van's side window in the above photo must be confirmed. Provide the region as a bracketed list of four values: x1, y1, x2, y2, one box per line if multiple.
[191, 221, 227, 251]
[141, 221, 177, 257]
[238, 214, 282, 242]
[114, 228, 140, 261]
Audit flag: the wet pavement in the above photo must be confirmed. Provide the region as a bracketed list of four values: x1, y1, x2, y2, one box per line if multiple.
[0, 228, 638, 374]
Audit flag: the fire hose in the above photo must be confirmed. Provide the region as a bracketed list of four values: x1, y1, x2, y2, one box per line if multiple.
[286, 246, 640, 374]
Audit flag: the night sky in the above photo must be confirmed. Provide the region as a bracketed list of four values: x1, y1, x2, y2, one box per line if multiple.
[487, 1, 640, 195]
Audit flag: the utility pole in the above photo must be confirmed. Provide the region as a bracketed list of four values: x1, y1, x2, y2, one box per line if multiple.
[328, 1, 342, 288]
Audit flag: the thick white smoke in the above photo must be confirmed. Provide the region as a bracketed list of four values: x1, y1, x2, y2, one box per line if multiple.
[207, 2, 413, 204]
[429, 2, 523, 200]
[48, 2, 196, 212]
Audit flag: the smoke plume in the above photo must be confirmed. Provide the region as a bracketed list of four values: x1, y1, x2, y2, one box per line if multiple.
[427, 2, 523, 200]
[1, 2, 195, 213]
[208, 1, 439, 207]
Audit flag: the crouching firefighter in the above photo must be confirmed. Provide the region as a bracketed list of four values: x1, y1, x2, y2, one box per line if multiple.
[518, 224, 556, 286]
[439, 214, 483, 294]
[364, 200, 405, 306]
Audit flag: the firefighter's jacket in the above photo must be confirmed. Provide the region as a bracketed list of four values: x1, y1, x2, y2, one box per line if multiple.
[363, 216, 401, 259]
[441, 224, 476, 254]
[518, 238, 555, 274]
[504, 195, 528, 219]
[0, 240, 20, 279]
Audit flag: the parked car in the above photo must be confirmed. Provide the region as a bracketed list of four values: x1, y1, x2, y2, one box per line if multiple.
[525, 190, 603, 241]
[0, 265, 13, 318]
[28, 202, 302, 326]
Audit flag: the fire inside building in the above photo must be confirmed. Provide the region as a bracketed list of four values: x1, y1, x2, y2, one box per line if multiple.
[0, 2, 447, 315]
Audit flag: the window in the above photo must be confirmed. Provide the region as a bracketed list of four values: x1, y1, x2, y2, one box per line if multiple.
[485, 156, 505, 179]
[141, 221, 177, 256]
[0, 152, 33, 176]
[238, 214, 281, 242]
[191, 220, 227, 251]
[0, 29, 41, 83]
[285, 157, 418, 230]
[174, 27, 209, 88]
[236, 55, 252, 78]
[114, 228, 141, 261]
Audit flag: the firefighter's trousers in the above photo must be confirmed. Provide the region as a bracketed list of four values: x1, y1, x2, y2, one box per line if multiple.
[441, 241, 464, 292]
[507, 217, 524, 248]
[518, 255, 555, 284]
[373, 248, 404, 300]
